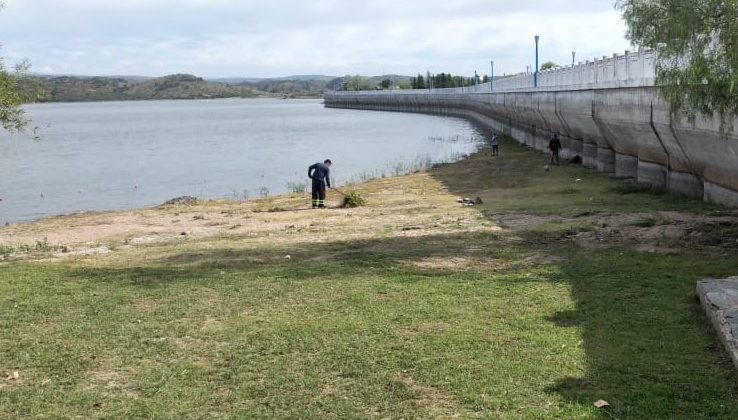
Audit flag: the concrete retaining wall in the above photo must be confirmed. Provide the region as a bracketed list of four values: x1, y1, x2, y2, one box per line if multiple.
[324, 88, 738, 207]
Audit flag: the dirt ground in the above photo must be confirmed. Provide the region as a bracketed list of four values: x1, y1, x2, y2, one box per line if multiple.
[2, 147, 737, 262]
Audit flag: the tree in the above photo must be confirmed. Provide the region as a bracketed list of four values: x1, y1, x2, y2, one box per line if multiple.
[617, 0, 738, 130]
[342, 75, 373, 91]
[380, 78, 392, 89]
[411, 74, 426, 89]
[540, 61, 560, 71]
[0, 1, 31, 133]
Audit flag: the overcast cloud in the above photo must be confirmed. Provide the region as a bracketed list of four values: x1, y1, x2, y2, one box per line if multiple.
[0, 0, 630, 78]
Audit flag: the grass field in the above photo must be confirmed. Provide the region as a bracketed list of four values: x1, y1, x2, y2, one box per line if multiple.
[2, 136, 738, 419]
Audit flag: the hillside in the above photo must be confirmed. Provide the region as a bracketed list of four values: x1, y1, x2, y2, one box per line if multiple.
[35, 73, 414, 102]
[38, 74, 262, 102]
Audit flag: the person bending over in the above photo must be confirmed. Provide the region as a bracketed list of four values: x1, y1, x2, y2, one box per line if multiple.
[308, 159, 332, 208]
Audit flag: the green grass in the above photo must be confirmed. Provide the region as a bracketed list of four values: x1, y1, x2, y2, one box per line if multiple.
[435, 136, 729, 217]
[2, 237, 738, 418]
[2, 138, 738, 418]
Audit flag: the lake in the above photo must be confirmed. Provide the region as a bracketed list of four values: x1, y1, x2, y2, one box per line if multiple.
[0, 99, 483, 224]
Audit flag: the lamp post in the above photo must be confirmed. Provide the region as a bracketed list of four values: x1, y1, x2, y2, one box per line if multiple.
[534, 35, 540, 88]
[490, 60, 494, 92]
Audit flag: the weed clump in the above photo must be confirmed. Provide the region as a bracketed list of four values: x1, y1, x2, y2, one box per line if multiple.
[340, 190, 367, 208]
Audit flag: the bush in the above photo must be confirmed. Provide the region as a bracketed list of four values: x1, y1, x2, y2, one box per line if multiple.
[340, 190, 367, 208]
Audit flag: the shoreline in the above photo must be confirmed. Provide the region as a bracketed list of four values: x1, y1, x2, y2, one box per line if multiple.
[1, 144, 735, 259]
[23, 96, 323, 107]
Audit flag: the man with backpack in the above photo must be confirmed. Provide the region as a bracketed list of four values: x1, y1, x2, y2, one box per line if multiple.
[308, 159, 332, 208]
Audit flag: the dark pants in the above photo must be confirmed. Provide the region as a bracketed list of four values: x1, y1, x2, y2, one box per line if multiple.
[550, 149, 560, 165]
[492, 145, 499, 156]
[312, 179, 326, 207]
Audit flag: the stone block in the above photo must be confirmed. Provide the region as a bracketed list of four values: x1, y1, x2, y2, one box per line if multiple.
[582, 143, 598, 169]
[697, 278, 738, 370]
[597, 148, 616, 173]
[637, 160, 667, 188]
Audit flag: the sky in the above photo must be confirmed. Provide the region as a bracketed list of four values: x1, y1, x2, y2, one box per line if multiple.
[0, 0, 631, 78]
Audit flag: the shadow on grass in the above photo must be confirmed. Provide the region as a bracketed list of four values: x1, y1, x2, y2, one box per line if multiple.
[71, 232, 515, 286]
[67, 229, 738, 417]
[427, 133, 738, 417]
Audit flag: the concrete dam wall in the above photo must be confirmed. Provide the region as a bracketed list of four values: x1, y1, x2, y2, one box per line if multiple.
[324, 87, 738, 208]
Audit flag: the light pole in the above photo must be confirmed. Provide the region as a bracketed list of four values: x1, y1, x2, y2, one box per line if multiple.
[490, 60, 494, 92]
[534, 35, 540, 88]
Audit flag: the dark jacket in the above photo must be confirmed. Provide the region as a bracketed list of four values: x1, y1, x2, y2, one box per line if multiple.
[549, 136, 562, 151]
[308, 162, 331, 187]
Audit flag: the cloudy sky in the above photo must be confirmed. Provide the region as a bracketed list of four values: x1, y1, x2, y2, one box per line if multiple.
[0, 0, 630, 78]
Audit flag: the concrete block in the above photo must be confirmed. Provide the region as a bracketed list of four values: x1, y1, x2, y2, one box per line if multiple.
[697, 278, 738, 370]
[560, 137, 574, 160]
[597, 147, 616, 173]
[637, 160, 667, 188]
[535, 133, 549, 152]
[582, 143, 598, 169]
[668, 171, 703, 198]
[615, 153, 638, 178]
[704, 182, 738, 208]
[568, 139, 584, 158]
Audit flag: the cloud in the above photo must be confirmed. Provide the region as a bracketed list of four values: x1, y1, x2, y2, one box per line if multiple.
[0, 0, 629, 77]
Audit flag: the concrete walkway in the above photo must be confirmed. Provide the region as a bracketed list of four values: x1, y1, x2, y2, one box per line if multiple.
[698, 277, 738, 368]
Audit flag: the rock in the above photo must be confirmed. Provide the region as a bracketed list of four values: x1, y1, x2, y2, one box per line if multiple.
[697, 277, 738, 371]
[456, 198, 464, 203]
[180, 232, 187, 236]
[402, 226, 423, 231]
[285, 255, 292, 260]
[193, 215, 206, 221]
[593, 400, 610, 409]
[544, 165, 550, 171]
[475, 197, 484, 205]
[162, 196, 198, 206]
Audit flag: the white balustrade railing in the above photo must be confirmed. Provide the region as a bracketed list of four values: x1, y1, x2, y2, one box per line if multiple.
[329, 49, 657, 95]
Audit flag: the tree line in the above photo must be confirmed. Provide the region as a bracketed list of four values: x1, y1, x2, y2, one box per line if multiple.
[336, 73, 489, 91]
[409, 73, 488, 90]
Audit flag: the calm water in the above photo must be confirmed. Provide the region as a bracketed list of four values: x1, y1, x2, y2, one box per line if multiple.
[0, 99, 482, 224]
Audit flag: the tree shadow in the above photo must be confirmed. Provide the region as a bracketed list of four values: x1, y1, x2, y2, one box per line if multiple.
[70, 231, 536, 287]
[427, 135, 738, 417]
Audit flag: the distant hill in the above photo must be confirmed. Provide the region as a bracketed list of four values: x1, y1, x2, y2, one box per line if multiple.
[210, 75, 337, 84]
[38, 74, 260, 102]
[33, 73, 414, 103]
